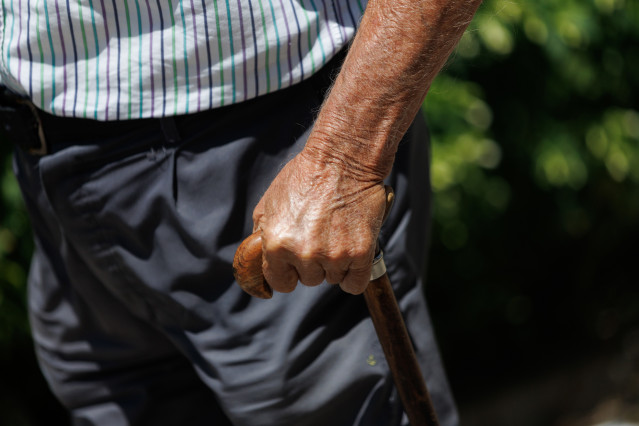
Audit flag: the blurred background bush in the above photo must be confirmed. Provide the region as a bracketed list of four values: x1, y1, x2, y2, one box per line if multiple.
[1, 0, 638, 424]
[424, 0, 639, 424]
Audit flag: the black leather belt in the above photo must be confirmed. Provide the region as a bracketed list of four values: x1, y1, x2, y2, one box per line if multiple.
[0, 86, 156, 156]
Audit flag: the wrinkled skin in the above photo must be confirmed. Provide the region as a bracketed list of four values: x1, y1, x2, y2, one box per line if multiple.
[253, 148, 388, 295]
[252, 0, 483, 295]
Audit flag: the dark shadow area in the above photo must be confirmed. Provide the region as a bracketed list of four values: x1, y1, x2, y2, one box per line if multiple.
[0, 338, 69, 425]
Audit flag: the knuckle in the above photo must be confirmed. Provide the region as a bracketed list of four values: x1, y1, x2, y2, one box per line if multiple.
[349, 246, 374, 265]
[298, 247, 318, 262]
[263, 234, 288, 253]
[325, 248, 349, 263]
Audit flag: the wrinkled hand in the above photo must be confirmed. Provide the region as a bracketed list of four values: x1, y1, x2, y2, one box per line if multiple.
[252, 147, 388, 295]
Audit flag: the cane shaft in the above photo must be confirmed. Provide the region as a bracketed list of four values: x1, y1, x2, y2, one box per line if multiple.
[234, 187, 439, 423]
[363, 273, 440, 426]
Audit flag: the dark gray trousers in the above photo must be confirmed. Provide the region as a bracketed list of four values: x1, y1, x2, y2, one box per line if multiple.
[13, 60, 457, 426]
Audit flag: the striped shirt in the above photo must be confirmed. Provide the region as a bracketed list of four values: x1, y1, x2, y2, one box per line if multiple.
[0, 0, 366, 120]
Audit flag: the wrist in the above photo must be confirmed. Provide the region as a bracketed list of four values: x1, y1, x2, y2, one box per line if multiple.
[302, 59, 423, 182]
[303, 115, 397, 183]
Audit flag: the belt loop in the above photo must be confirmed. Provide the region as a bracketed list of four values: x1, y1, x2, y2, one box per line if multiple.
[159, 117, 181, 144]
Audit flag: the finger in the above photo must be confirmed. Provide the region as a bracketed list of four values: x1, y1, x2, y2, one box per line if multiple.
[323, 257, 350, 285]
[295, 260, 326, 287]
[339, 266, 372, 295]
[263, 256, 299, 293]
[324, 266, 348, 285]
[251, 198, 266, 233]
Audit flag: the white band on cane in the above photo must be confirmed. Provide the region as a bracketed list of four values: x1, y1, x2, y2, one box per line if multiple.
[370, 250, 387, 281]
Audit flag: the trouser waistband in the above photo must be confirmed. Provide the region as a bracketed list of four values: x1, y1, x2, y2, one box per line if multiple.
[0, 48, 346, 157]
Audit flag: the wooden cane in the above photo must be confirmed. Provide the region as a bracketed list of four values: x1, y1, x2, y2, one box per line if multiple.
[232, 189, 440, 426]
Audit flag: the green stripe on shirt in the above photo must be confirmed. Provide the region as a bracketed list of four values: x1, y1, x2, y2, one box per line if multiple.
[134, 0, 143, 117]
[34, 0, 45, 109]
[256, 0, 271, 93]
[88, 0, 100, 119]
[178, 0, 189, 113]
[123, 0, 133, 118]
[308, 0, 326, 66]
[76, 0, 90, 118]
[300, 4, 315, 75]
[213, 0, 225, 106]
[266, 0, 282, 89]
[167, 0, 179, 115]
[42, 0, 57, 113]
[1, 0, 366, 119]
[223, 0, 237, 102]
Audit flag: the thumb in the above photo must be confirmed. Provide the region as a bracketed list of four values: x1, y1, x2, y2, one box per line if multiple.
[252, 197, 266, 233]
[340, 264, 373, 295]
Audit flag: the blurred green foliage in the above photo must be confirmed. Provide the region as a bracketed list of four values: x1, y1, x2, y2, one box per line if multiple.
[0, 0, 638, 424]
[0, 143, 31, 342]
[1, 138, 63, 426]
[424, 0, 639, 404]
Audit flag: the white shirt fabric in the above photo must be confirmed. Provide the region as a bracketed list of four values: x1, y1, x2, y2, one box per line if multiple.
[0, 0, 366, 120]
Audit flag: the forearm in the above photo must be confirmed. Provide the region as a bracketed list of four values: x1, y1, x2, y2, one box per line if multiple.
[253, 0, 482, 294]
[305, 0, 483, 179]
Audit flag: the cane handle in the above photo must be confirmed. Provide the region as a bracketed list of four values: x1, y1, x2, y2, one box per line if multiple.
[233, 186, 394, 298]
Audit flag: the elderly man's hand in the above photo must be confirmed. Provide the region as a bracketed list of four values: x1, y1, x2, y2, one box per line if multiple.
[252, 0, 483, 296]
[252, 144, 388, 295]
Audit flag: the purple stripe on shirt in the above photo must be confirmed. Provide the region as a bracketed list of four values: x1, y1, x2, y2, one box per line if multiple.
[144, 0, 155, 116]
[277, 0, 294, 87]
[189, 0, 203, 110]
[287, 0, 304, 81]
[235, 0, 248, 101]
[155, 0, 167, 116]
[200, 0, 214, 108]
[330, 0, 346, 43]
[247, 0, 259, 97]
[26, 0, 34, 97]
[17, 0, 23, 82]
[344, 0, 356, 30]
[65, 0, 80, 117]
[54, 0, 68, 115]
[98, 0, 111, 119]
[319, 0, 336, 55]
[110, 0, 122, 119]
